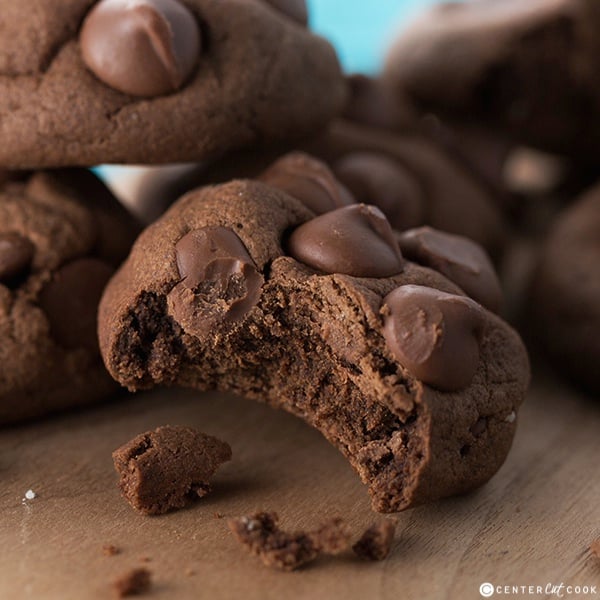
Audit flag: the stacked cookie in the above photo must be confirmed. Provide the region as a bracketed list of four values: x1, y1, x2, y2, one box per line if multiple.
[1, 0, 532, 513]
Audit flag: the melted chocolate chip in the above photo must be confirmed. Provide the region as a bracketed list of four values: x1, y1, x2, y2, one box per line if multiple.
[381, 285, 484, 391]
[260, 153, 355, 215]
[334, 152, 425, 230]
[396, 227, 502, 312]
[38, 258, 114, 352]
[264, 0, 308, 26]
[0, 233, 34, 283]
[287, 204, 404, 277]
[167, 227, 263, 337]
[80, 0, 201, 97]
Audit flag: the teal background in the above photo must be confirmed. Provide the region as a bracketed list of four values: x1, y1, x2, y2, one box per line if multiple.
[308, 0, 443, 74]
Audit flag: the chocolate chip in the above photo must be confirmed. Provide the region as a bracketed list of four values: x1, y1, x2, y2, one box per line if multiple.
[167, 227, 263, 337]
[381, 285, 484, 391]
[264, 0, 308, 26]
[80, 0, 201, 97]
[333, 152, 425, 230]
[0, 233, 34, 283]
[260, 153, 355, 215]
[396, 227, 502, 312]
[38, 258, 114, 352]
[287, 204, 404, 277]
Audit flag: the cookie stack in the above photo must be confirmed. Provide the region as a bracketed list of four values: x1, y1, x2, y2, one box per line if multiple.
[1, 0, 532, 514]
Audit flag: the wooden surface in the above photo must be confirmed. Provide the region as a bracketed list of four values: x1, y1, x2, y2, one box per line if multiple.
[1, 372, 600, 600]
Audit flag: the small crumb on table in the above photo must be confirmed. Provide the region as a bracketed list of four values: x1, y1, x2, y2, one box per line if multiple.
[590, 539, 600, 559]
[113, 567, 152, 598]
[102, 544, 121, 557]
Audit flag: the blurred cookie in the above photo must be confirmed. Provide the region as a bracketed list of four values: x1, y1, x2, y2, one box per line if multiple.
[529, 185, 600, 393]
[0, 169, 138, 423]
[384, 0, 600, 157]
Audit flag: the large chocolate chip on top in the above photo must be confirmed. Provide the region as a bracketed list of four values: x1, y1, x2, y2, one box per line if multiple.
[382, 284, 485, 392]
[80, 0, 202, 97]
[397, 227, 502, 312]
[38, 258, 114, 352]
[287, 204, 404, 277]
[167, 227, 264, 337]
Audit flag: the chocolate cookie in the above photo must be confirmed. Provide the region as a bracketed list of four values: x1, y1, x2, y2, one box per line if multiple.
[384, 0, 600, 157]
[0, 169, 138, 424]
[98, 177, 529, 512]
[529, 185, 600, 394]
[0, 0, 345, 168]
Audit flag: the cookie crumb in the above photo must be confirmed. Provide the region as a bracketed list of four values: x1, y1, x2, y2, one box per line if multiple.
[22, 489, 36, 502]
[214, 512, 224, 519]
[505, 411, 516, 423]
[310, 517, 352, 554]
[139, 556, 152, 563]
[184, 567, 196, 577]
[112, 425, 232, 515]
[113, 567, 152, 597]
[102, 544, 121, 557]
[228, 511, 351, 571]
[590, 539, 600, 559]
[352, 520, 397, 561]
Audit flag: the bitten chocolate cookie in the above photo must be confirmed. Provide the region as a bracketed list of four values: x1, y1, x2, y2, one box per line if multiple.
[529, 185, 600, 394]
[99, 176, 529, 512]
[0, 169, 138, 424]
[384, 0, 600, 157]
[0, 0, 344, 168]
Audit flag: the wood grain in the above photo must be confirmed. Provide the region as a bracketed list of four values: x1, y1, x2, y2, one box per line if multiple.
[1, 373, 599, 600]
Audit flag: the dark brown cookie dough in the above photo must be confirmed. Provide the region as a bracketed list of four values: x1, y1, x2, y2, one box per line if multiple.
[112, 425, 232, 515]
[0, 169, 138, 424]
[384, 0, 600, 157]
[228, 512, 351, 571]
[529, 185, 600, 394]
[0, 0, 345, 168]
[98, 178, 529, 512]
